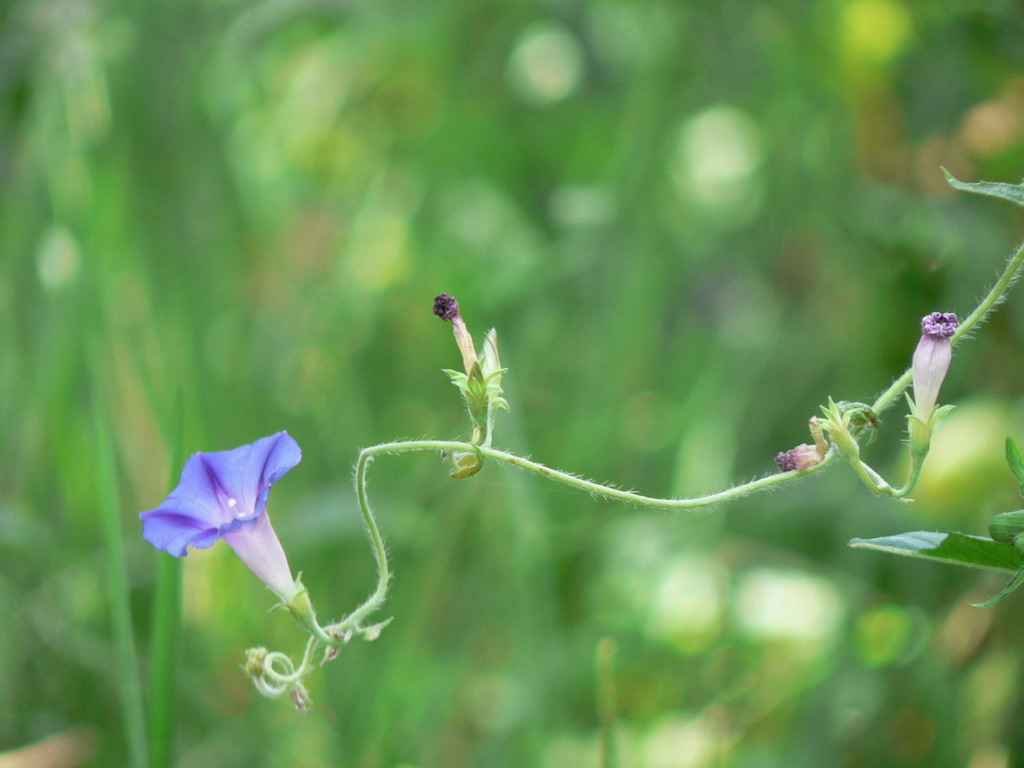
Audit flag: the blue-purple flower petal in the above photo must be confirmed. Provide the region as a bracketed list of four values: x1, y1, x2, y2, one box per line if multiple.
[221, 512, 298, 602]
[140, 511, 220, 556]
[202, 433, 301, 521]
[139, 431, 301, 557]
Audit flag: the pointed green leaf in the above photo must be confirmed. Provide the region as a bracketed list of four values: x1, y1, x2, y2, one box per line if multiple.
[944, 170, 1024, 208]
[850, 531, 1021, 572]
[972, 565, 1024, 608]
[1006, 436, 1024, 493]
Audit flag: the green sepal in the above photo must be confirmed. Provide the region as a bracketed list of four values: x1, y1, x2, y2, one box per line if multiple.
[931, 404, 955, 432]
[819, 399, 860, 463]
[359, 617, 394, 641]
[972, 565, 1024, 608]
[945, 169, 1024, 208]
[835, 400, 879, 442]
[906, 401, 953, 459]
[907, 414, 930, 458]
[443, 329, 509, 446]
[283, 575, 318, 633]
[1006, 436, 1024, 495]
[443, 368, 486, 430]
[484, 370, 509, 413]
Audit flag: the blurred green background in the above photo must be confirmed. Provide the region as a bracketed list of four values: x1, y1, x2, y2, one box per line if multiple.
[5, 0, 1024, 765]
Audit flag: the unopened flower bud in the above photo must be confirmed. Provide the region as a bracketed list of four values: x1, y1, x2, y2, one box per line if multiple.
[775, 443, 823, 472]
[433, 293, 479, 377]
[989, 510, 1024, 556]
[912, 311, 957, 422]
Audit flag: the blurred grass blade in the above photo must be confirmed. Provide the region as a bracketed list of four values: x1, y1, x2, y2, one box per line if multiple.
[94, 387, 147, 767]
[1006, 436, 1024, 494]
[944, 170, 1024, 207]
[596, 638, 618, 768]
[850, 531, 1021, 572]
[148, 395, 185, 768]
[148, 558, 182, 768]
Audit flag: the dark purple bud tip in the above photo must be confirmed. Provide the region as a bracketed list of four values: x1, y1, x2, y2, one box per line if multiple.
[433, 293, 460, 321]
[921, 311, 958, 339]
[775, 444, 823, 472]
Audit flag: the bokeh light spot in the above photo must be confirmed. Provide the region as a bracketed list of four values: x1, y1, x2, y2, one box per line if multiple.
[642, 713, 722, 768]
[735, 568, 841, 642]
[672, 105, 763, 221]
[340, 213, 412, 292]
[507, 23, 584, 106]
[854, 605, 919, 667]
[36, 226, 81, 292]
[839, 0, 911, 66]
[645, 558, 725, 652]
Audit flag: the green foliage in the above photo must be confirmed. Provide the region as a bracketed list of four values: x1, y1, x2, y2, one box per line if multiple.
[851, 438, 1024, 609]
[945, 171, 1024, 207]
[4, 0, 1024, 766]
[972, 567, 1024, 608]
[1005, 436, 1024, 493]
[849, 532, 1021, 572]
[92, 376, 147, 768]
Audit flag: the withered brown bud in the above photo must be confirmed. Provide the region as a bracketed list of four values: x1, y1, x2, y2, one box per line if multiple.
[775, 443, 823, 473]
[433, 293, 460, 321]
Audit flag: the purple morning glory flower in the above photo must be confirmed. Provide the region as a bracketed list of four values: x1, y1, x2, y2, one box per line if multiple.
[139, 431, 302, 603]
[912, 311, 958, 421]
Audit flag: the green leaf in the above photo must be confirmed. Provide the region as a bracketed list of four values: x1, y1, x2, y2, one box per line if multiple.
[1006, 436, 1024, 494]
[849, 531, 1021, 572]
[972, 566, 1024, 608]
[944, 169, 1024, 207]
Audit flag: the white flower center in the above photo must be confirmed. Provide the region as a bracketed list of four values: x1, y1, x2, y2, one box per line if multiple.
[226, 498, 248, 519]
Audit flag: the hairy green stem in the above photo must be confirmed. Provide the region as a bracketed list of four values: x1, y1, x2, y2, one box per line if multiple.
[265, 637, 319, 685]
[324, 449, 394, 636]
[479, 444, 835, 508]
[892, 453, 926, 499]
[324, 441, 837, 631]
